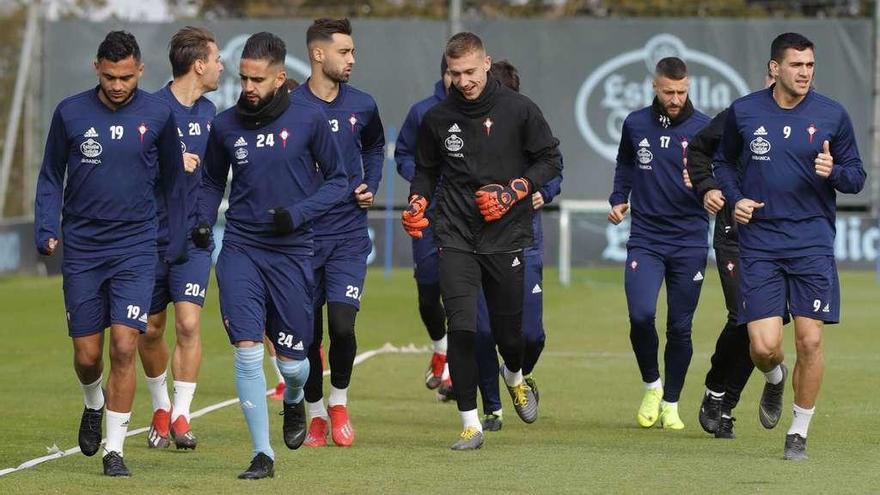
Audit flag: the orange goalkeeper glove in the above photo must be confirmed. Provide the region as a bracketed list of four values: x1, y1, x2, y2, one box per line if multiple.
[402, 195, 429, 239]
[475, 177, 531, 222]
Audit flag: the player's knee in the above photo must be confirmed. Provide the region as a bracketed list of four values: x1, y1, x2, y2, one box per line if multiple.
[327, 303, 357, 341]
[794, 333, 823, 359]
[277, 357, 309, 387]
[74, 345, 102, 369]
[108, 342, 137, 368]
[174, 313, 200, 343]
[628, 309, 655, 329]
[143, 319, 166, 343]
[750, 341, 779, 363]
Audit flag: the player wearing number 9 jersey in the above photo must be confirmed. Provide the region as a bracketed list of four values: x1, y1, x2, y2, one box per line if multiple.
[713, 32, 865, 461]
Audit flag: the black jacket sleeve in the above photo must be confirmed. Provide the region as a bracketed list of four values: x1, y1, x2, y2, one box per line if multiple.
[687, 108, 727, 200]
[521, 101, 562, 191]
[411, 114, 442, 201]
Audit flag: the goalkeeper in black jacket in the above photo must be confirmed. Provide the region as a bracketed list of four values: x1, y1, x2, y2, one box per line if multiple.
[404, 32, 562, 450]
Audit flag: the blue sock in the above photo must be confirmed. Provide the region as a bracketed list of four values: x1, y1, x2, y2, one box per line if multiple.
[277, 357, 310, 404]
[234, 345, 273, 460]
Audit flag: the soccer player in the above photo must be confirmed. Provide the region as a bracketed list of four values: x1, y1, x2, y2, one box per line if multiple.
[291, 18, 385, 448]
[607, 57, 710, 431]
[34, 31, 189, 476]
[395, 57, 454, 395]
[404, 32, 562, 450]
[684, 66, 776, 439]
[714, 33, 865, 460]
[197, 32, 347, 478]
[474, 60, 562, 431]
[139, 26, 222, 451]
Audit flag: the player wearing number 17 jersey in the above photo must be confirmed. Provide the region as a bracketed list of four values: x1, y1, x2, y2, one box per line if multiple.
[34, 31, 189, 476]
[713, 32, 865, 460]
[608, 57, 710, 431]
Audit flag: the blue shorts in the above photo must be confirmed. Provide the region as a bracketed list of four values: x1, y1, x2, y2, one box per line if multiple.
[739, 255, 840, 325]
[215, 241, 314, 359]
[412, 227, 439, 285]
[313, 235, 371, 310]
[150, 246, 212, 314]
[62, 252, 157, 337]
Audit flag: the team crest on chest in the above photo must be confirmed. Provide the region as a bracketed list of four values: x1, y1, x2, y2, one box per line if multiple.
[445, 134, 464, 152]
[348, 114, 358, 132]
[137, 123, 148, 143]
[750, 126, 771, 159]
[680, 138, 689, 159]
[483, 117, 493, 136]
[636, 138, 653, 169]
[807, 123, 817, 144]
[280, 128, 290, 148]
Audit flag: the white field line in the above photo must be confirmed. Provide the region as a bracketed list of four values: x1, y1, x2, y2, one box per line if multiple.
[0, 342, 429, 477]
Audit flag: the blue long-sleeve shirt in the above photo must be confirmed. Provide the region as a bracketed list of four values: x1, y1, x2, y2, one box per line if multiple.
[35, 87, 188, 262]
[610, 105, 711, 249]
[714, 87, 866, 258]
[153, 83, 216, 252]
[198, 96, 348, 253]
[525, 174, 563, 257]
[395, 80, 446, 183]
[292, 82, 384, 240]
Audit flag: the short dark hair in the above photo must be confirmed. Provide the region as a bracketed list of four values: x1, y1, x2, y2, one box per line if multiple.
[306, 18, 352, 46]
[490, 59, 519, 92]
[655, 57, 687, 80]
[241, 32, 286, 66]
[770, 32, 814, 63]
[97, 31, 140, 62]
[168, 26, 216, 78]
[445, 32, 484, 59]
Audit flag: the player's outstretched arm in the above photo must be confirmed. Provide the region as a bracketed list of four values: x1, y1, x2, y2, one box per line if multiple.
[608, 118, 634, 209]
[712, 106, 746, 207]
[157, 114, 190, 264]
[34, 107, 68, 255]
[520, 101, 563, 191]
[394, 105, 420, 183]
[824, 112, 866, 194]
[278, 110, 348, 231]
[360, 101, 385, 195]
[196, 126, 230, 234]
[411, 117, 442, 201]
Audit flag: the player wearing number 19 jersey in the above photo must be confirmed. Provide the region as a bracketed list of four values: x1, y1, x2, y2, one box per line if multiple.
[608, 57, 710, 431]
[34, 31, 188, 477]
[139, 26, 221, 453]
[713, 33, 865, 460]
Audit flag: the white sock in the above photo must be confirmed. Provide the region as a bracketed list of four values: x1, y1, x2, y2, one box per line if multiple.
[707, 389, 725, 399]
[171, 381, 197, 422]
[145, 372, 171, 412]
[104, 410, 131, 456]
[491, 409, 503, 418]
[764, 364, 784, 385]
[307, 399, 328, 420]
[328, 385, 348, 407]
[441, 362, 450, 381]
[787, 403, 815, 438]
[270, 357, 284, 383]
[460, 409, 482, 431]
[644, 378, 662, 390]
[432, 335, 447, 354]
[80, 377, 104, 410]
[502, 364, 523, 387]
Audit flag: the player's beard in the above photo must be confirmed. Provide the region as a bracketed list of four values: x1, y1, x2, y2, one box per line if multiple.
[241, 90, 275, 112]
[324, 64, 351, 84]
[100, 84, 136, 107]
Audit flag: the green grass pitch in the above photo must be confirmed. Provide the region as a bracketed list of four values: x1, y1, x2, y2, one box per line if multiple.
[1, 267, 878, 493]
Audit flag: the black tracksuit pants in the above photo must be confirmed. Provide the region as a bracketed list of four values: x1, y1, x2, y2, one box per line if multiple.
[440, 248, 525, 412]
